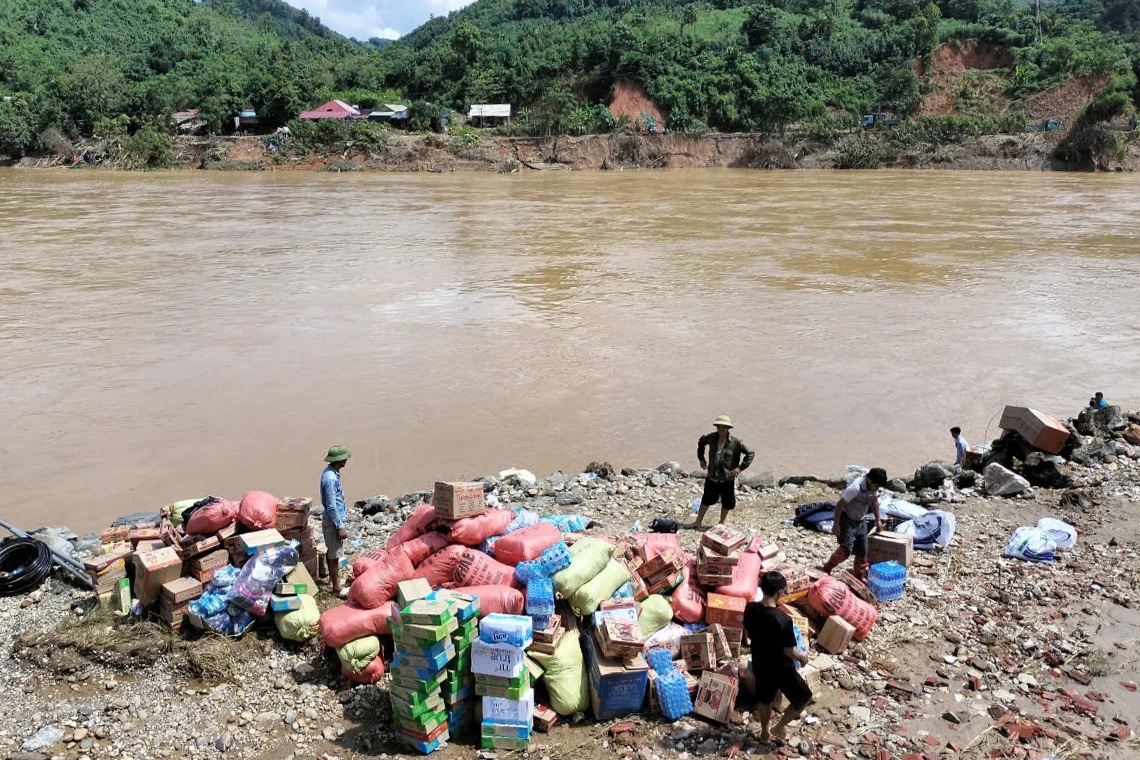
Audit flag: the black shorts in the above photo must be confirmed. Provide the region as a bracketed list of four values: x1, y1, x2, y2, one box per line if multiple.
[838, 514, 869, 557]
[755, 664, 813, 710]
[701, 478, 736, 511]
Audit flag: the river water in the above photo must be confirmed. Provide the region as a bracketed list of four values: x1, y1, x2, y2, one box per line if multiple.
[3, 169, 1140, 534]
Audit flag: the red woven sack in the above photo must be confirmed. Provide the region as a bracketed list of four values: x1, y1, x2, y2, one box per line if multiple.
[185, 499, 238, 535]
[238, 491, 278, 530]
[632, 533, 681, 560]
[808, 576, 849, 618]
[412, 544, 467, 588]
[399, 532, 450, 567]
[385, 504, 437, 550]
[453, 548, 520, 589]
[452, 585, 526, 617]
[836, 589, 877, 641]
[714, 552, 761, 601]
[342, 656, 385, 685]
[442, 509, 514, 546]
[492, 523, 562, 566]
[348, 552, 415, 609]
[353, 549, 388, 578]
[319, 601, 398, 649]
[671, 555, 705, 623]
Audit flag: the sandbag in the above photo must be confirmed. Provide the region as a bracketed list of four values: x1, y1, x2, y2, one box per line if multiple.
[644, 622, 685, 657]
[1004, 526, 1057, 563]
[638, 595, 673, 638]
[631, 533, 681, 560]
[399, 532, 450, 567]
[1036, 517, 1077, 550]
[452, 585, 526, 617]
[714, 552, 761, 601]
[238, 491, 278, 531]
[570, 558, 631, 616]
[453, 549, 520, 589]
[442, 509, 514, 546]
[670, 556, 705, 624]
[185, 498, 238, 535]
[275, 594, 320, 642]
[320, 601, 399, 649]
[527, 629, 589, 715]
[337, 636, 381, 673]
[492, 523, 562, 566]
[553, 537, 613, 597]
[343, 655, 386, 685]
[385, 504, 437, 550]
[348, 552, 415, 609]
[412, 544, 468, 588]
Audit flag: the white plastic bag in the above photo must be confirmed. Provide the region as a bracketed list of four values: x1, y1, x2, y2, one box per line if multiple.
[1004, 526, 1056, 563]
[690, 497, 701, 515]
[880, 497, 927, 522]
[1036, 518, 1077, 550]
[914, 510, 956, 549]
[643, 622, 685, 657]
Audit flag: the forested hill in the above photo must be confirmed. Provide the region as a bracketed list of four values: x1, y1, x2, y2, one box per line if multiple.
[381, 0, 1140, 133]
[0, 0, 381, 154]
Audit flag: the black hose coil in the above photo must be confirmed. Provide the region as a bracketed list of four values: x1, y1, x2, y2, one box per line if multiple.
[0, 538, 53, 596]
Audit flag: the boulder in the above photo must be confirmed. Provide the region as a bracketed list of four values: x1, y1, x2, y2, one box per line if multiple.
[1123, 424, 1140, 447]
[357, 496, 391, 517]
[499, 468, 538, 487]
[1069, 440, 1116, 466]
[983, 463, 1031, 497]
[1021, 452, 1071, 489]
[954, 470, 977, 489]
[913, 461, 954, 490]
[656, 461, 684, 477]
[738, 471, 777, 490]
[1075, 405, 1126, 438]
[886, 478, 908, 494]
[645, 471, 668, 488]
[779, 475, 822, 486]
[110, 511, 162, 528]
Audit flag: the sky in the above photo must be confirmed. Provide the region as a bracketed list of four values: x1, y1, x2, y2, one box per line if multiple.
[282, 0, 475, 39]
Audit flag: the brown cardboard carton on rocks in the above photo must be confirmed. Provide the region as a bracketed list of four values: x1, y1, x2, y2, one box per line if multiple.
[433, 482, 486, 520]
[818, 615, 855, 654]
[692, 672, 739, 724]
[134, 546, 182, 606]
[868, 530, 914, 567]
[707, 624, 732, 662]
[998, 405, 1070, 455]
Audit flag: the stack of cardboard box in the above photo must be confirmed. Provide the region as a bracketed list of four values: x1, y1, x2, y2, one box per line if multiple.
[270, 562, 316, 613]
[697, 527, 748, 587]
[84, 551, 130, 595]
[99, 526, 130, 556]
[390, 580, 459, 754]
[705, 592, 746, 661]
[157, 577, 202, 629]
[474, 614, 534, 751]
[276, 497, 318, 577]
[582, 632, 649, 721]
[134, 546, 183, 606]
[435, 588, 480, 737]
[529, 614, 564, 656]
[635, 548, 685, 595]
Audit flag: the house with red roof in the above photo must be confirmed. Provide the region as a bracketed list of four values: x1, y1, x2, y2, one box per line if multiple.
[298, 100, 361, 121]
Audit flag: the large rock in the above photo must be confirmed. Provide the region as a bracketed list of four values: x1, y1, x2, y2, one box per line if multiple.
[738, 471, 777, 490]
[913, 461, 954, 490]
[779, 475, 822, 486]
[110, 511, 161, 528]
[645, 471, 668, 488]
[1021, 452, 1071, 489]
[886, 478, 908, 494]
[1070, 440, 1116, 466]
[1075, 405, 1126, 438]
[1123, 424, 1140, 447]
[983, 463, 1031, 496]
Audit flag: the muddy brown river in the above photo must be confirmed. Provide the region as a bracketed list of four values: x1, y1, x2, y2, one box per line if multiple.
[2, 169, 1139, 534]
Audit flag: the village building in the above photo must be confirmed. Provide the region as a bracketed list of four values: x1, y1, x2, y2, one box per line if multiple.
[298, 100, 361, 121]
[467, 104, 511, 128]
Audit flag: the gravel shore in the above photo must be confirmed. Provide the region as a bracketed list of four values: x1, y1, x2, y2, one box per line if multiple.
[3, 449, 1139, 760]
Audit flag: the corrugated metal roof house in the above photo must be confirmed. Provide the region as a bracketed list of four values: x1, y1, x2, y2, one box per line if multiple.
[298, 100, 361, 120]
[467, 104, 511, 128]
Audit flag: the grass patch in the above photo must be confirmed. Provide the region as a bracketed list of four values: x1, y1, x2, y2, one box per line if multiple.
[1084, 648, 1113, 677]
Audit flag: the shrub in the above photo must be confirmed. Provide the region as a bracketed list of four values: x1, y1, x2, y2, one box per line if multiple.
[834, 138, 888, 169]
[122, 127, 172, 169]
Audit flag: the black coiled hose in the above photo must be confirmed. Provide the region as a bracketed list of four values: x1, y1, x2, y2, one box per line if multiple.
[0, 538, 53, 596]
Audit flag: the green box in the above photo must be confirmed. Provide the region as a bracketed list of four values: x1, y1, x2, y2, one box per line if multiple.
[390, 682, 441, 708]
[475, 682, 532, 700]
[475, 671, 529, 689]
[391, 620, 453, 643]
[401, 599, 454, 626]
[393, 709, 447, 735]
[391, 695, 445, 720]
[480, 735, 531, 750]
[389, 668, 443, 693]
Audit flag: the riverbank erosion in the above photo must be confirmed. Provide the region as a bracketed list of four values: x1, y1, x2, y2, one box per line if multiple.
[3, 409, 1140, 759]
[16, 125, 1140, 173]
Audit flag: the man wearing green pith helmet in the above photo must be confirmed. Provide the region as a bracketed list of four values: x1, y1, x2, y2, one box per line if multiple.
[688, 415, 755, 529]
[321, 445, 352, 598]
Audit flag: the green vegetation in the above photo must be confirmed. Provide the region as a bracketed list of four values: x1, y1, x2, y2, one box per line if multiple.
[1, 0, 1139, 160]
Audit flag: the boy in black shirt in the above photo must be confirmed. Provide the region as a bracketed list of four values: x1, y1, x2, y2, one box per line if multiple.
[743, 571, 812, 744]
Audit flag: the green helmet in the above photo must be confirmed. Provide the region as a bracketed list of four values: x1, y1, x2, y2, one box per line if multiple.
[324, 445, 351, 463]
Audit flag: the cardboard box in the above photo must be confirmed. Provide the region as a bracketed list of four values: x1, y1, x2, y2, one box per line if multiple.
[238, 528, 286, 555]
[698, 545, 740, 573]
[482, 691, 535, 726]
[529, 628, 565, 656]
[646, 569, 685, 595]
[773, 661, 822, 711]
[533, 705, 558, 732]
[182, 534, 221, 558]
[868, 530, 914, 568]
[998, 405, 1070, 454]
[189, 549, 229, 574]
[637, 549, 684, 585]
[598, 618, 644, 659]
[839, 571, 877, 605]
[707, 623, 731, 663]
[471, 639, 527, 678]
[700, 526, 748, 555]
[112, 577, 132, 615]
[101, 540, 131, 556]
[398, 578, 434, 609]
[134, 539, 166, 554]
[128, 527, 161, 546]
[161, 577, 203, 605]
[532, 615, 563, 644]
[216, 523, 237, 541]
[693, 672, 739, 724]
[583, 634, 648, 721]
[101, 526, 130, 544]
[705, 593, 747, 627]
[433, 481, 486, 520]
[134, 546, 182, 606]
[680, 632, 715, 671]
[818, 615, 855, 654]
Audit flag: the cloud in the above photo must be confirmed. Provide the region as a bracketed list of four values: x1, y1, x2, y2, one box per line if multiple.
[282, 0, 476, 39]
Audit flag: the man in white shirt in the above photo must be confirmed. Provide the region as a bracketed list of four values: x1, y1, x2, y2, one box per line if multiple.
[821, 467, 887, 582]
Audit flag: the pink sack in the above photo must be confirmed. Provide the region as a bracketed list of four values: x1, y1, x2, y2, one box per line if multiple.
[399, 533, 450, 567]
[632, 533, 681, 560]
[671, 555, 705, 623]
[492, 523, 562, 566]
[412, 544, 468, 588]
[715, 552, 761, 601]
[385, 504, 437, 550]
[342, 656, 385, 685]
[348, 552, 415, 609]
[453, 585, 526, 617]
[353, 549, 388, 578]
[453, 548, 520, 589]
[837, 591, 877, 641]
[442, 509, 514, 546]
[808, 576, 848, 618]
[185, 499, 238, 535]
[238, 491, 278, 530]
[319, 601, 398, 649]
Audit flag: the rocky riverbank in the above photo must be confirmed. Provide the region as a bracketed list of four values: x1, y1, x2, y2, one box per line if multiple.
[3, 411, 1140, 760]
